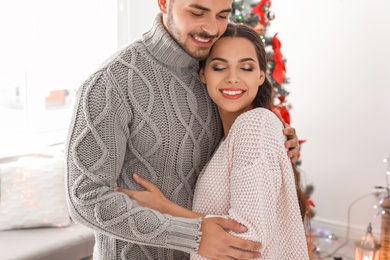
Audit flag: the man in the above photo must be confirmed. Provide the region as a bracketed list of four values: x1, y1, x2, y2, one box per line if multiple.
[66, 0, 299, 259]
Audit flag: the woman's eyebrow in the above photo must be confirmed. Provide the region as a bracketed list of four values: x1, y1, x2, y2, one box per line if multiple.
[210, 57, 256, 63]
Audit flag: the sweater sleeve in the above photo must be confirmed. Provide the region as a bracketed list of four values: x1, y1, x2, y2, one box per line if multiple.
[225, 109, 309, 259]
[65, 70, 201, 253]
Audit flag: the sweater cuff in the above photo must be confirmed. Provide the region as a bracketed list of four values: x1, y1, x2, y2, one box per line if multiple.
[166, 217, 202, 254]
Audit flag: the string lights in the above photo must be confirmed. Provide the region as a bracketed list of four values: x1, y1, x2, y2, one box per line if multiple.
[372, 153, 390, 219]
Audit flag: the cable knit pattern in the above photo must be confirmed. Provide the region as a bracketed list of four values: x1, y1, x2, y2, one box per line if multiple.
[65, 13, 222, 260]
[191, 108, 309, 260]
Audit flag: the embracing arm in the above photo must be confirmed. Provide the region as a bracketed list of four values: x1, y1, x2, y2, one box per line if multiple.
[66, 70, 201, 253]
[116, 174, 262, 259]
[115, 174, 204, 219]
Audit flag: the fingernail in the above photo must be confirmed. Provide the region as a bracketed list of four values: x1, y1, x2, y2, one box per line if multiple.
[239, 225, 248, 232]
[133, 173, 139, 179]
[114, 187, 120, 192]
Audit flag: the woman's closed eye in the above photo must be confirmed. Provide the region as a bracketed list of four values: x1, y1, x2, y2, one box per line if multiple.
[212, 65, 226, 72]
[241, 65, 254, 72]
[241, 67, 253, 71]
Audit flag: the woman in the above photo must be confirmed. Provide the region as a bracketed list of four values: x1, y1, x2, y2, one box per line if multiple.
[117, 23, 309, 259]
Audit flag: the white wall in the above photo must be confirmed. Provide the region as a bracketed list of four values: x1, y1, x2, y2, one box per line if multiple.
[267, 0, 390, 237]
[127, 0, 390, 237]
[117, 0, 160, 46]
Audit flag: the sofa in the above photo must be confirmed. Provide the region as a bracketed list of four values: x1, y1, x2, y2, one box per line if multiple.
[0, 221, 94, 260]
[0, 152, 95, 260]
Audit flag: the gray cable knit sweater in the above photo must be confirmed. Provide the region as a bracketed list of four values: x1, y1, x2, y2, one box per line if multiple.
[66, 13, 222, 259]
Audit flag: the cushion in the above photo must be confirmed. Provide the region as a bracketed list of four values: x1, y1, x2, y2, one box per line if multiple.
[0, 154, 71, 231]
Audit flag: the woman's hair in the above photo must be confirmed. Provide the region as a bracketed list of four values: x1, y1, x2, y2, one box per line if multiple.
[200, 23, 307, 221]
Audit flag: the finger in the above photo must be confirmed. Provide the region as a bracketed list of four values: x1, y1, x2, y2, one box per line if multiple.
[115, 187, 136, 198]
[216, 218, 248, 233]
[284, 137, 298, 150]
[283, 125, 296, 138]
[133, 173, 157, 191]
[227, 247, 261, 260]
[214, 235, 261, 259]
[291, 156, 297, 164]
[212, 250, 261, 260]
[217, 219, 261, 252]
[288, 148, 299, 162]
[205, 242, 261, 260]
[231, 237, 262, 253]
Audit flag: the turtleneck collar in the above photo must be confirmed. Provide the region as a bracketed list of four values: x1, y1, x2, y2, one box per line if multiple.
[142, 13, 198, 69]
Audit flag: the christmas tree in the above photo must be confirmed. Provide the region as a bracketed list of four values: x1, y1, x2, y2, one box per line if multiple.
[231, 0, 289, 98]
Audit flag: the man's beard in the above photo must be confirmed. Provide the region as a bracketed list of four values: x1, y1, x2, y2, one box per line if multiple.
[166, 16, 217, 60]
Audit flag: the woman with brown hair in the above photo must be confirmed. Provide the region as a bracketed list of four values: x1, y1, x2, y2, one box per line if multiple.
[117, 23, 309, 259]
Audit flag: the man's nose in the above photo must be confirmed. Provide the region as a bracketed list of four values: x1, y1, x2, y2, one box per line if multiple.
[201, 18, 219, 36]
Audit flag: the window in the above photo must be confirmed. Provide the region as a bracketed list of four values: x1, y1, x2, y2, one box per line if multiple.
[0, 0, 120, 154]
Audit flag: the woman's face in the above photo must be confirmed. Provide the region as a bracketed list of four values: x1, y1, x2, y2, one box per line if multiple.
[200, 36, 265, 115]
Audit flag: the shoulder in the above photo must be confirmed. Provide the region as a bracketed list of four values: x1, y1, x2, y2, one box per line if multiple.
[226, 108, 288, 170]
[232, 108, 284, 134]
[227, 108, 286, 153]
[88, 39, 155, 86]
[105, 40, 146, 68]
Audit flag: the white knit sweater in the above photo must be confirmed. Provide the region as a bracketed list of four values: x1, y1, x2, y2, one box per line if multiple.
[191, 108, 309, 260]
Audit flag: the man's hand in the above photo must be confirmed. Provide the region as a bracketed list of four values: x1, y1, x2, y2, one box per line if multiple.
[198, 217, 262, 260]
[274, 109, 299, 163]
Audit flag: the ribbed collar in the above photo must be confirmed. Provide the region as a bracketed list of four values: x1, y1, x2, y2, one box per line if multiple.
[142, 13, 198, 69]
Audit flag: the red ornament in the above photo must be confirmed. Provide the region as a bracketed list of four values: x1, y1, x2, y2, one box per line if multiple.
[307, 200, 316, 208]
[252, 0, 272, 26]
[298, 140, 306, 145]
[272, 33, 286, 85]
[274, 96, 290, 125]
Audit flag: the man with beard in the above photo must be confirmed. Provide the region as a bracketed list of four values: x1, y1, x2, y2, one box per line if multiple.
[65, 0, 299, 259]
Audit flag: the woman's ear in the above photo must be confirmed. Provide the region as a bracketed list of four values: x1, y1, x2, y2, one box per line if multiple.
[199, 68, 207, 85]
[158, 0, 168, 13]
[258, 70, 266, 86]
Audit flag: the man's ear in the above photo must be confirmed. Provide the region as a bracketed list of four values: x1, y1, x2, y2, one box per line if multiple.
[199, 68, 207, 84]
[158, 0, 168, 13]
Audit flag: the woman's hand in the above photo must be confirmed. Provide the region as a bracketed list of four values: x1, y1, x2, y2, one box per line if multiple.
[115, 173, 170, 214]
[273, 109, 299, 163]
[116, 173, 204, 218]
